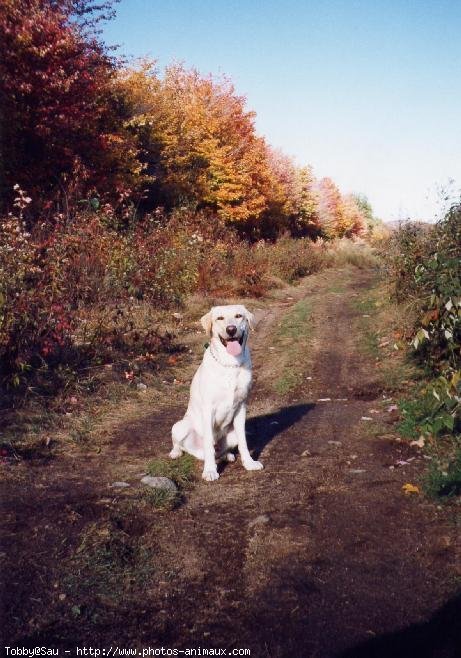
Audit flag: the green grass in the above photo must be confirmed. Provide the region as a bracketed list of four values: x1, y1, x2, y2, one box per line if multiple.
[277, 299, 312, 340]
[141, 486, 179, 510]
[69, 417, 93, 445]
[274, 371, 300, 395]
[363, 328, 379, 357]
[146, 453, 197, 489]
[64, 521, 155, 609]
[352, 295, 377, 315]
[328, 283, 346, 294]
[272, 299, 312, 396]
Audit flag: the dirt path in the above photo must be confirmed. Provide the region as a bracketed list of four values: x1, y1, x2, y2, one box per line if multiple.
[2, 266, 460, 657]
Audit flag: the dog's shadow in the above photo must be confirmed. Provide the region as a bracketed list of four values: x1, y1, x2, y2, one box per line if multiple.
[245, 403, 315, 460]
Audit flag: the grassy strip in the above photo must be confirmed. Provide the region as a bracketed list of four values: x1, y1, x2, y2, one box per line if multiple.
[272, 299, 312, 396]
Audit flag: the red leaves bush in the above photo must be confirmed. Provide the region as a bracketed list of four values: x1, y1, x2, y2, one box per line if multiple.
[0, 201, 331, 391]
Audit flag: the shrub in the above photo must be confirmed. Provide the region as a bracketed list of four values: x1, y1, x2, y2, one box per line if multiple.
[383, 222, 433, 302]
[386, 203, 461, 497]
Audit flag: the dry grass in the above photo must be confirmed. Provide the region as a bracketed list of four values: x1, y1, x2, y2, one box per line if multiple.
[326, 238, 381, 269]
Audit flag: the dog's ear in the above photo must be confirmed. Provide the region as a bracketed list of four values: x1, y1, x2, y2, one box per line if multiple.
[245, 309, 255, 331]
[200, 310, 213, 336]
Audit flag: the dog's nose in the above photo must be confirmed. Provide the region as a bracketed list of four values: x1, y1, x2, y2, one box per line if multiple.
[226, 325, 237, 337]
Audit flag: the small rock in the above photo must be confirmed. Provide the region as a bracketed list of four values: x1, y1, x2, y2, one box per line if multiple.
[349, 469, 366, 474]
[301, 449, 311, 457]
[172, 312, 183, 321]
[361, 416, 373, 421]
[111, 481, 130, 488]
[137, 382, 147, 392]
[141, 476, 177, 493]
[249, 514, 270, 528]
[410, 436, 425, 448]
[328, 440, 342, 447]
[317, 398, 331, 402]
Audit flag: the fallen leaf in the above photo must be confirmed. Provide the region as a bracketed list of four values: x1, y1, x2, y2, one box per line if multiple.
[402, 483, 420, 495]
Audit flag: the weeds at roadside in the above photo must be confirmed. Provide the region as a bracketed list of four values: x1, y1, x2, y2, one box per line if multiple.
[424, 447, 461, 499]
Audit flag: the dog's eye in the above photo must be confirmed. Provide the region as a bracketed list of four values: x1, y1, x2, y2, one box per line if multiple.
[235, 314, 243, 318]
[216, 316, 224, 321]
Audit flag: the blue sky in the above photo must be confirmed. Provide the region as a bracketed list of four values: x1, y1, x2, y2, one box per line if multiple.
[103, 0, 461, 221]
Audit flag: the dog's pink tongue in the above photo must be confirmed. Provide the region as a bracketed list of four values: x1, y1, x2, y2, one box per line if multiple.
[226, 340, 242, 357]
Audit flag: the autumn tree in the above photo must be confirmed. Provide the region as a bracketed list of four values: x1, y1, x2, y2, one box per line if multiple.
[316, 177, 345, 237]
[118, 62, 283, 230]
[341, 194, 367, 236]
[0, 0, 140, 214]
[291, 166, 320, 237]
[351, 193, 381, 232]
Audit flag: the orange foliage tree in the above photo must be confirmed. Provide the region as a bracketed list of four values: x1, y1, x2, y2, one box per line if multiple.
[118, 62, 283, 231]
[316, 177, 367, 238]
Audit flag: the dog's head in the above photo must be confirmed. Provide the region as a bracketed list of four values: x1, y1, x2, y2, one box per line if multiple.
[200, 305, 254, 357]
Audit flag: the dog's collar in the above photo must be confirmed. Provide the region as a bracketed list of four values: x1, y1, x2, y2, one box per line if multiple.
[208, 345, 242, 368]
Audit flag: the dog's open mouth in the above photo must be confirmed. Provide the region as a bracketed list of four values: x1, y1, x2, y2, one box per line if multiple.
[219, 334, 244, 356]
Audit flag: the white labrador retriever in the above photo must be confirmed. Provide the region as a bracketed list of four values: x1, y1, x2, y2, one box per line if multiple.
[170, 304, 263, 481]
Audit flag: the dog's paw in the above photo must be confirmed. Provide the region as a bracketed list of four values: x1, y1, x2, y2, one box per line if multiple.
[169, 447, 183, 459]
[226, 452, 236, 462]
[243, 459, 264, 471]
[202, 468, 220, 482]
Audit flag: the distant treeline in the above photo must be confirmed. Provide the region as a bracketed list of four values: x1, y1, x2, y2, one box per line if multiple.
[0, 0, 380, 239]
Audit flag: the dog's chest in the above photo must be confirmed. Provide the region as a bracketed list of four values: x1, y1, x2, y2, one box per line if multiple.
[214, 371, 251, 432]
[213, 367, 251, 421]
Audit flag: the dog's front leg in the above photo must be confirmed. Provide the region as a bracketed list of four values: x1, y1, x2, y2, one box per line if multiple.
[234, 404, 263, 471]
[201, 406, 219, 481]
